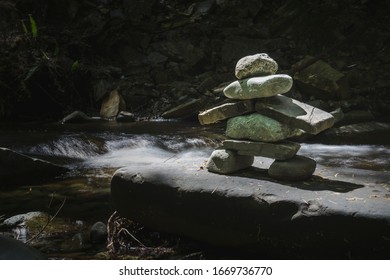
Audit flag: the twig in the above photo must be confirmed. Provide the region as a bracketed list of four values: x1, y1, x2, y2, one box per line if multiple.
[26, 197, 67, 244]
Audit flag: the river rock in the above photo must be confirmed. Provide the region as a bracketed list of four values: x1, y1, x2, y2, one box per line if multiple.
[235, 53, 278, 79]
[293, 57, 348, 100]
[198, 100, 254, 125]
[226, 113, 300, 142]
[222, 140, 300, 160]
[255, 94, 335, 134]
[111, 158, 390, 258]
[100, 90, 126, 120]
[224, 74, 293, 100]
[90, 221, 108, 244]
[0, 147, 69, 188]
[206, 149, 254, 174]
[268, 155, 316, 181]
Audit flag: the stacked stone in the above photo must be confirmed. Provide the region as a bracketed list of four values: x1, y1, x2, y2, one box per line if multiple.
[198, 53, 335, 181]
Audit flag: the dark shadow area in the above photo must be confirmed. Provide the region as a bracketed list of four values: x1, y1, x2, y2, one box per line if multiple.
[233, 166, 365, 193]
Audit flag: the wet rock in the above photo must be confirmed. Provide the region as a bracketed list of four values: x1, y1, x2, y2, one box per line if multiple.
[268, 156, 316, 181]
[330, 108, 344, 124]
[100, 90, 126, 120]
[223, 74, 293, 99]
[3, 212, 48, 227]
[293, 57, 349, 100]
[116, 111, 136, 122]
[255, 94, 335, 134]
[235, 53, 278, 79]
[0, 235, 46, 260]
[111, 158, 390, 258]
[0, 148, 69, 188]
[226, 113, 300, 142]
[222, 140, 300, 160]
[206, 149, 254, 174]
[198, 100, 254, 125]
[90, 221, 108, 244]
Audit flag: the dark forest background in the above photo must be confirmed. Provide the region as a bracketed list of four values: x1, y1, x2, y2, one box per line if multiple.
[1, 0, 389, 121]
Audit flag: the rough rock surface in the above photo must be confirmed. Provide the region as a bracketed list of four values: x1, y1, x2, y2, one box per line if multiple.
[0, 147, 69, 188]
[221, 140, 300, 160]
[255, 94, 335, 134]
[198, 100, 254, 125]
[268, 155, 317, 181]
[111, 157, 390, 259]
[235, 53, 278, 80]
[206, 149, 254, 174]
[293, 57, 348, 100]
[226, 113, 300, 142]
[100, 90, 126, 120]
[223, 74, 293, 100]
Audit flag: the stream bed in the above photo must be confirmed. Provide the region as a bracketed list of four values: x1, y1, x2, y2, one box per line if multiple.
[1, 120, 389, 259]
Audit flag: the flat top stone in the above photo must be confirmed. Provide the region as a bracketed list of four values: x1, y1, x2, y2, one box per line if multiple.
[198, 100, 254, 125]
[256, 94, 335, 134]
[222, 139, 300, 160]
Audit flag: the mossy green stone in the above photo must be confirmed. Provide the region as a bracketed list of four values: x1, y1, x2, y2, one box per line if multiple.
[226, 113, 300, 142]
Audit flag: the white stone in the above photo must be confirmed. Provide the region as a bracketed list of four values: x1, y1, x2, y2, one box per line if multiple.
[235, 53, 278, 79]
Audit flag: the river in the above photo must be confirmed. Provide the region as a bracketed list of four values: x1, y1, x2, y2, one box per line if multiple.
[1, 120, 389, 258]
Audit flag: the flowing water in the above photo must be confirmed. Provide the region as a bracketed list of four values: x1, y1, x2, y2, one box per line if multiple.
[1, 120, 389, 258]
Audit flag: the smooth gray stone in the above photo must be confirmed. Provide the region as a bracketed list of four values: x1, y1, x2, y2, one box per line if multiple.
[235, 53, 278, 79]
[255, 94, 335, 134]
[222, 140, 300, 160]
[111, 158, 390, 258]
[226, 113, 301, 142]
[198, 100, 254, 125]
[268, 155, 316, 181]
[223, 74, 293, 100]
[206, 149, 254, 174]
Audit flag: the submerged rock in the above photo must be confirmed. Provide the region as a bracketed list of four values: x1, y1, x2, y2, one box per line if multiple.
[223, 74, 293, 100]
[0, 235, 46, 260]
[235, 53, 278, 79]
[226, 113, 300, 142]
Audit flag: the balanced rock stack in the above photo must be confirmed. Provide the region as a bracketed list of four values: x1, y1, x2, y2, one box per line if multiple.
[198, 53, 335, 181]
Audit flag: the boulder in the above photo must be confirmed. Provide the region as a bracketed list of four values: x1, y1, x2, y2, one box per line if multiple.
[235, 53, 278, 79]
[293, 57, 349, 99]
[90, 221, 108, 244]
[0, 235, 46, 260]
[226, 113, 301, 142]
[255, 94, 335, 134]
[100, 90, 126, 120]
[224, 74, 293, 100]
[206, 149, 254, 174]
[198, 100, 254, 125]
[111, 158, 390, 259]
[268, 155, 316, 181]
[222, 140, 300, 160]
[0, 148, 69, 188]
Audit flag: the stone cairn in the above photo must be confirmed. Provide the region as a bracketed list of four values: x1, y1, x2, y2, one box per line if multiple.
[198, 53, 335, 181]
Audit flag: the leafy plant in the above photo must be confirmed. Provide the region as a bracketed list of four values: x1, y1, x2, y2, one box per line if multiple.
[71, 60, 79, 72]
[29, 14, 38, 38]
